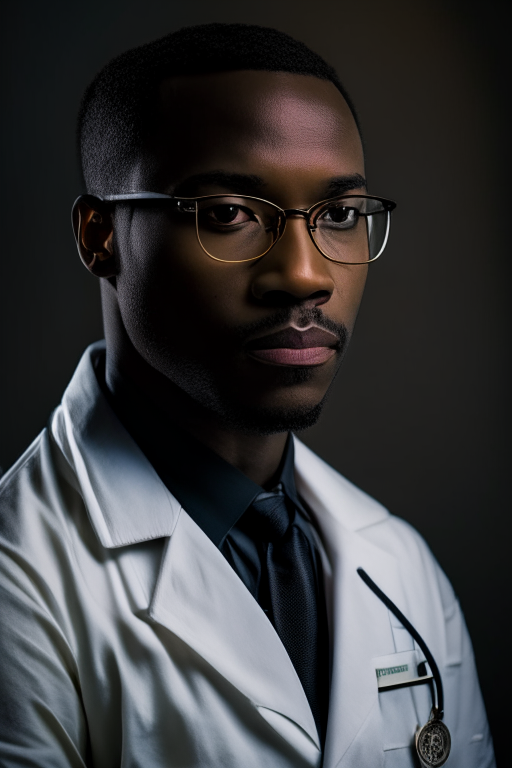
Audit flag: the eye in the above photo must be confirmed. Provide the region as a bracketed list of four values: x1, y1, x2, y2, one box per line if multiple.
[320, 205, 358, 228]
[205, 204, 252, 226]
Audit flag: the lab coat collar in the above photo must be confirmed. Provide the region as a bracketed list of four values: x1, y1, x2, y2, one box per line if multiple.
[52, 342, 181, 548]
[53, 342, 388, 549]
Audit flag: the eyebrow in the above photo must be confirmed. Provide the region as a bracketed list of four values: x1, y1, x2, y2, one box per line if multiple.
[173, 172, 265, 197]
[172, 171, 367, 199]
[325, 174, 367, 196]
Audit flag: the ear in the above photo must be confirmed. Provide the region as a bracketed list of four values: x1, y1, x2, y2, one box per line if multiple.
[72, 195, 118, 278]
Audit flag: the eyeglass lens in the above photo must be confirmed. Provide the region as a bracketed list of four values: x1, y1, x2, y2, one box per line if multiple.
[311, 197, 388, 264]
[195, 197, 277, 262]
[193, 196, 389, 263]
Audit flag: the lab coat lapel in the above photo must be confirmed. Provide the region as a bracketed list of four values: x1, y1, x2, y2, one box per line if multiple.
[148, 507, 320, 751]
[294, 439, 407, 768]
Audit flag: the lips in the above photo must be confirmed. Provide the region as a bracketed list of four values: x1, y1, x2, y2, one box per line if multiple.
[245, 326, 339, 367]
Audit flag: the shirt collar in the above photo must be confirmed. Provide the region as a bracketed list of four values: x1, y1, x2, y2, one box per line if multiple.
[278, 431, 302, 511]
[103, 362, 298, 548]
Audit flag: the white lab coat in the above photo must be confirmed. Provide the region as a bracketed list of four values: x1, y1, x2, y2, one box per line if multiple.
[0, 342, 494, 768]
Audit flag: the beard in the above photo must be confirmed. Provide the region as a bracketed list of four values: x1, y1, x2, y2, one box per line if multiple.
[214, 387, 328, 436]
[147, 306, 350, 436]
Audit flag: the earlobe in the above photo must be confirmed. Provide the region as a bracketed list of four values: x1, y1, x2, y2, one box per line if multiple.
[72, 195, 118, 278]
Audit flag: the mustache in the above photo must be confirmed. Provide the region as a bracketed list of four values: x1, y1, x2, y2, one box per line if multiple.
[232, 307, 349, 350]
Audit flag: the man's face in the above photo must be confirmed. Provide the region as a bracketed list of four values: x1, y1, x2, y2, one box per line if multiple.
[112, 70, 367, 433]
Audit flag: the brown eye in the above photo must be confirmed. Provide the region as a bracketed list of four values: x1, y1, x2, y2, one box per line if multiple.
[321, 205, 358, 226]
[205, 204, 254, 225]
[209, 205, 242, 224]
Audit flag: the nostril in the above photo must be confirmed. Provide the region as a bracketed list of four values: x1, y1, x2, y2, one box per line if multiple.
[309, 290, 330, 307]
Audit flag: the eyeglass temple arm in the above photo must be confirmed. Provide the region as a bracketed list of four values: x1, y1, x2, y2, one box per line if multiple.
[99, 192, 173, 202]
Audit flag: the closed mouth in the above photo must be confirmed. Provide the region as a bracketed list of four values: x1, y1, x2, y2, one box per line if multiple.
[245, 326, 339, 367]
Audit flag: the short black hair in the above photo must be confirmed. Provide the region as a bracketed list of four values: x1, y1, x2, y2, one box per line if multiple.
[78, 23, 360, 196]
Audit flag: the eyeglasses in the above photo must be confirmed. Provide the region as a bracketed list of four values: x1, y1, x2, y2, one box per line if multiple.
[99, 192, 397, 265]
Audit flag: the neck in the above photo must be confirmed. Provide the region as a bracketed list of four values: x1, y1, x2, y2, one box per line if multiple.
[102, 283, 288, 488]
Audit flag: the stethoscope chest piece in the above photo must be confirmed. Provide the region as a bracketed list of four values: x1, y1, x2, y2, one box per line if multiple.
[415, 709, 451, 767]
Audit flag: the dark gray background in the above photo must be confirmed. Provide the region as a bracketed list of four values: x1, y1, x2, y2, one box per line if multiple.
[1, 0, 509, 761]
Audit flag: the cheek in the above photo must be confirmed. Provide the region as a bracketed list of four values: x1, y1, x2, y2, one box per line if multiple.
[115, 210, 247, 348]
[333, 265, 368, 329]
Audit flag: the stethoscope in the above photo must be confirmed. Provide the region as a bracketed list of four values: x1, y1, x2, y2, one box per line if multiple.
[357, 568, 451, 768]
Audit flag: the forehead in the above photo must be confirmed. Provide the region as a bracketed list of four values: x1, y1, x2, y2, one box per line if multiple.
[141, 70, 364, 199]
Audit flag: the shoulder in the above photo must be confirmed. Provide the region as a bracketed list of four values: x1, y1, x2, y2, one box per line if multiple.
[0, 415, 81, 526]
[0, 426, 73, 544]
[0, 421, 89, 627]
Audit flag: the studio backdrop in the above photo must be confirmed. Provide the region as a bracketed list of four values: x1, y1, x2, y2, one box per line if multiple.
[1, 0, 509, 760]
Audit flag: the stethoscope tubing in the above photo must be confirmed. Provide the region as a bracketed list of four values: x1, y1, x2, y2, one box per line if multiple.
[357, 567, 444, 718]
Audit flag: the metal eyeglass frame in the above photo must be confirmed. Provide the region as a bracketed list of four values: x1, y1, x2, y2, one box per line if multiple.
[98, 192, 397, 265]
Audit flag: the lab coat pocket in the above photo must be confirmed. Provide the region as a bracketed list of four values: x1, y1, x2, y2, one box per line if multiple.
[379, 687, 418, 752]
[373, 649, 431, 744]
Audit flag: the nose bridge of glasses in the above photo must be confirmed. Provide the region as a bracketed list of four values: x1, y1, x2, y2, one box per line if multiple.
[279, 208, 314, 238]
[281, 207, 314, 230]
[282, 208, 310, 218]
[272, 208, 325, 262]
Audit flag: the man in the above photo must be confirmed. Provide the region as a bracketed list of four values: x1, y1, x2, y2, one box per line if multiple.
[0, 22, 494, 768]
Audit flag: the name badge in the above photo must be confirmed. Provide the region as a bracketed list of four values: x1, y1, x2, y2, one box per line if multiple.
[373, 649, 433, 691]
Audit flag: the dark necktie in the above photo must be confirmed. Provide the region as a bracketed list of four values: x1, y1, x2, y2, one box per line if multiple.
[249, 490, 330, 744]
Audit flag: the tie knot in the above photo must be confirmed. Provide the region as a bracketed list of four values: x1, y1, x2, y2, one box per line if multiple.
[250, 491, 291, 541]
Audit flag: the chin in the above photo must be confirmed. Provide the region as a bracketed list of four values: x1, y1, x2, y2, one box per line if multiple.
[218, 398, 326, 436]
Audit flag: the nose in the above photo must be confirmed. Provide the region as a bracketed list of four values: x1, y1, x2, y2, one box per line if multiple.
[250, 216, 335, 308]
